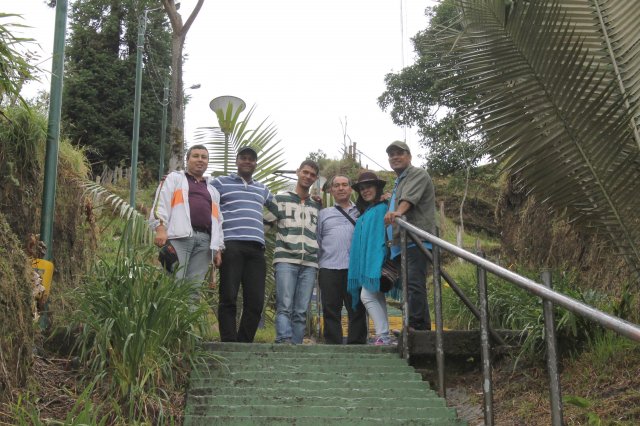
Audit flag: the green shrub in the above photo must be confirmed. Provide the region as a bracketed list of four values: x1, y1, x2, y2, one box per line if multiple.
[67, 244, 213, 422]
[442, 262, 611, 361]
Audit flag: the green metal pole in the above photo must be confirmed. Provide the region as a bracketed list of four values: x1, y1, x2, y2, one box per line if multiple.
[40, 0, 68, 261]
[158, 77, 169, 181]
[129, 13, 147, 207]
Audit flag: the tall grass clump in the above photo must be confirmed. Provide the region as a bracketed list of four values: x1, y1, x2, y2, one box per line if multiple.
[67, 243, 212, 422]
[442, 262, 611, 362]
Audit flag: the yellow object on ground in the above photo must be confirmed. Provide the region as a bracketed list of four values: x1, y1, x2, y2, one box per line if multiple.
[33, 258, 54, 296]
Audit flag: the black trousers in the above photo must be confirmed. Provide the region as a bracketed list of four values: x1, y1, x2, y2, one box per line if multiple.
[318, 268, 368, 344]
[218, 241, 266, 342]
[393, 245, 431, 330]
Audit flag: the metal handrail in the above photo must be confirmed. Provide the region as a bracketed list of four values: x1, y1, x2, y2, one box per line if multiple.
[396, 217, 640, 426]
[397, 218, 640, 342]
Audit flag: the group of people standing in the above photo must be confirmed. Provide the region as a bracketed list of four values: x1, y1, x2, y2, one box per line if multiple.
[149, 139, 435, 345]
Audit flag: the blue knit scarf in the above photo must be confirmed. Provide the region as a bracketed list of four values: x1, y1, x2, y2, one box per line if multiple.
[347, 202, 388, 308]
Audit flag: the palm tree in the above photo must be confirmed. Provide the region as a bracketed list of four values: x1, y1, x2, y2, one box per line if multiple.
[193, 105, 288, 190]
[425, 0, 640, 279]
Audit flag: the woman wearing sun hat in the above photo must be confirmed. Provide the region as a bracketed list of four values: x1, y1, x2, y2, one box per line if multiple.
[347, 171, 393, 345]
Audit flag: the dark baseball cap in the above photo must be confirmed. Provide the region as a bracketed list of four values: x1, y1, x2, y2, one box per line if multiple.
[237, 145, 258, 159]
[386, 140, 411, 155]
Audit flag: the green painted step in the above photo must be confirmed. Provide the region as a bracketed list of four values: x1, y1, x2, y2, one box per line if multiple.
[189, 378, 432, 390]
[184, 415, 465, 425]
[186, 342, 465, 425]
[201, 362, 407, 373]
[196, 370, 421, 381]
[187, 395, 446, 408]
[188, 386, 438, 399]
[211, 352, 401, 362]
[204, 342, 397, 354]
[186, 404, 458, 419]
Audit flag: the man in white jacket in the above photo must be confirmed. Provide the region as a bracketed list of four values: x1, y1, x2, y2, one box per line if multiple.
[149, 145, 224, 290]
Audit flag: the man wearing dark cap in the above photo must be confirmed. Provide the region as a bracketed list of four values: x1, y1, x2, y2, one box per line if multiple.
[212, 145, 273, 342]
[384, 140, 436, 331]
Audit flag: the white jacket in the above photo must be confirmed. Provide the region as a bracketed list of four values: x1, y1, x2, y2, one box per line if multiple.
[149, 171, 224, 251]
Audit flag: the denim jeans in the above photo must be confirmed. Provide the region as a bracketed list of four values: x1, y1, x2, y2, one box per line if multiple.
[170, 231, 212, 295]
[218, 241, 266, 343]
[274, 262, 318, 344]
[393, 245, 431, 330]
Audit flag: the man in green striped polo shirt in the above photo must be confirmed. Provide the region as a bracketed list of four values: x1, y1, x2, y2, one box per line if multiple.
[266, 160, 321, 344]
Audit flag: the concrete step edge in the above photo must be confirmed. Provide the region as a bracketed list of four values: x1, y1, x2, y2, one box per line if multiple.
[184, 415, 465, 425]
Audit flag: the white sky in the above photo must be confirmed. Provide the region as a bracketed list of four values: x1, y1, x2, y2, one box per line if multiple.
[7, 0, 435, 171]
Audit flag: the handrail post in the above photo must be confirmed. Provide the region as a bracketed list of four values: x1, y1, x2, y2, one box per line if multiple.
[542, 269, 564, 426]
[400, 222, 409, 360]
[433, 227, 445, 397]
[477, 252, 494, 426]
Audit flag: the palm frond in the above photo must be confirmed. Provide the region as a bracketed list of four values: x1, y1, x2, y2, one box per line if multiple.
[80, 180, 153, 245]
[193, 105, 288, 192]
[560, 0, 640, 146]
[429, 0, 640, 278]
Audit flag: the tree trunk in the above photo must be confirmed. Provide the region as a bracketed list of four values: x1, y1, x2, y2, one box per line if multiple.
[168, 33, 185, 171]
[162, 0, 205, 171]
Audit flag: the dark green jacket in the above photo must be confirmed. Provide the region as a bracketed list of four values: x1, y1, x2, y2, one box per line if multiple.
[390, 164, 436, 245]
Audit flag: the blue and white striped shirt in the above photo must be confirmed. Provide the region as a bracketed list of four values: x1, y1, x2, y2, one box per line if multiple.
[212, 173, 273, 244]
[317, 203, 359, 270]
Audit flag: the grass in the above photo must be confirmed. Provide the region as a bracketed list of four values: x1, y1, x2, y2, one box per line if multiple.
[487, 329, 640, 425]
[62, 242, 216, 423]
[438, 257, 613, 362]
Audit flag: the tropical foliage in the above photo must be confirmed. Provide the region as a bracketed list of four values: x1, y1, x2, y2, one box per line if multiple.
[414, 0, 640, 279]
[193, 105, 288, 190]
[0, 13, 36, 117]
[67, 243, 213, 422]
[442, 262, 610, 361]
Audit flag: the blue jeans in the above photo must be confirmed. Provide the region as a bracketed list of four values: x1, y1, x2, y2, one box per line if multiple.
[170, 231, 212, 298]
[274, 263, 317, 344]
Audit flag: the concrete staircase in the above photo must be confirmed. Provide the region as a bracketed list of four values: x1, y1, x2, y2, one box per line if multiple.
[184, 342, 465, 425]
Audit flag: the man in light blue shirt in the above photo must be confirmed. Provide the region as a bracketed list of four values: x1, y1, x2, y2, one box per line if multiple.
[317, 175, 368, 344]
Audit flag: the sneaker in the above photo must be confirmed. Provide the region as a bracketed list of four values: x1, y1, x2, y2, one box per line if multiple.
[373, 337, 387, 346]
[372, 335, 397, 346]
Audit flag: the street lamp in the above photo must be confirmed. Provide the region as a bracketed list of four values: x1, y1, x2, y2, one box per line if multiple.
[209, 95, 246, 174]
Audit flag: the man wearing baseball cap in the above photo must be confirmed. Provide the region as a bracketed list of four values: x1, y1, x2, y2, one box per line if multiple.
[212, 144, 273, 342]
[384, 140, 436, 331]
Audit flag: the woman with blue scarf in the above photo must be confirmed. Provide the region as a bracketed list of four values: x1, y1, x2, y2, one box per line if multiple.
[347, 171, 393, 345]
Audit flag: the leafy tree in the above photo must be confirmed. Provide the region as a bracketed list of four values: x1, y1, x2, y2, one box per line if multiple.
[378, 0, 480, 174]
[62, 0, 171, 177]
[306, 149, 328, 165]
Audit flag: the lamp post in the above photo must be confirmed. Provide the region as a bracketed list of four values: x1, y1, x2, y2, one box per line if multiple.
[209, 96, 246, 174]
[158, 78, 169, 181]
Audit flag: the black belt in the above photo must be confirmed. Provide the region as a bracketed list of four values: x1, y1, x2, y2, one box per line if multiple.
[192, 225, 211, 235]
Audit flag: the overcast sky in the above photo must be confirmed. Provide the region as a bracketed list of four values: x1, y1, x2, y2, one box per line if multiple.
[8, 0, 435, 171]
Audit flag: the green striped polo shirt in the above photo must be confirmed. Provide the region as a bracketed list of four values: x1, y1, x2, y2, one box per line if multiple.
[266, 191, 321, 267]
